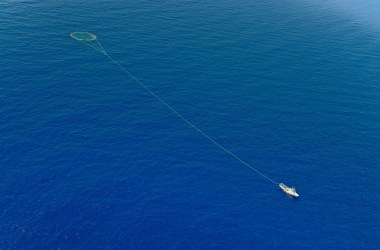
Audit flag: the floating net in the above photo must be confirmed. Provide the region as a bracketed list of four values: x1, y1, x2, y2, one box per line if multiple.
[70, 32, 106, 54]
[70, 31, 97, 41]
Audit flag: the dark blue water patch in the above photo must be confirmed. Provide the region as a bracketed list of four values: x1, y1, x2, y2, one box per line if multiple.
[1, 0, 380, 248]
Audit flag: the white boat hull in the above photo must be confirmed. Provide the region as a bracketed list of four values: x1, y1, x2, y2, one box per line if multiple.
[279, 183, 299, 197]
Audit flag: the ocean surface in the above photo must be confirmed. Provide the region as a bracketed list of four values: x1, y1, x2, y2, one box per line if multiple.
[1, 0, 380, 249]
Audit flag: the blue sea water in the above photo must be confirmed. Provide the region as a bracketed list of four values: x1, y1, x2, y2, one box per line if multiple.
[1, 0, 380, 248]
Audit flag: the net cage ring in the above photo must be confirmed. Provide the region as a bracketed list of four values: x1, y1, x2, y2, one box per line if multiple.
[70, 32, 97, 41]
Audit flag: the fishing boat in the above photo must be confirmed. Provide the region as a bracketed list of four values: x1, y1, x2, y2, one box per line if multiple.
[279, 183, 299, 197]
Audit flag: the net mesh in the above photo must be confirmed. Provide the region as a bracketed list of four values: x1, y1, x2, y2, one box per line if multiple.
[70, 32, 97, 41]
[70, 32, 106, 54]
